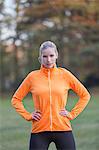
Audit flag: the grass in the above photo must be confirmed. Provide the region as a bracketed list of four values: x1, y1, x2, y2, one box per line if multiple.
[0, 92, 99, 150]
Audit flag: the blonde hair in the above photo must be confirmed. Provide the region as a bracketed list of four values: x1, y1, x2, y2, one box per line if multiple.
[39, 41, 58, 57]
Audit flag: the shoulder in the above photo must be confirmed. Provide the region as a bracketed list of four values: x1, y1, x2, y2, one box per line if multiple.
[58, 67, 77, 80]
[58, 67, 72, 75]
[25, 70, 40, 79]
[28, 70, 40, 76]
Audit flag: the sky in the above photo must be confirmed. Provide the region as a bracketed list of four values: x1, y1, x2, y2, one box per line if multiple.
[4, 0, 14, 7]
[4, 0, 15, 16]
[1, 0, 16, 42]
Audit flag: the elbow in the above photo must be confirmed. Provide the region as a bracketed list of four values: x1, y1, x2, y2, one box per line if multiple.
[87, 90, 91, 100]
[88, 93, 91, 100]
[11, 97, 18, 107]
[11, 97, 15, 107]
[85, 91, 91, 102]
[80, 90, 91, 102]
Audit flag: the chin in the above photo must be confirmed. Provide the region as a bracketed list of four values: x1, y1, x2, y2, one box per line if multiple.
[48, 64, 54, 68]
[44, 64, 54, 68]
[48, 66, 53, 68]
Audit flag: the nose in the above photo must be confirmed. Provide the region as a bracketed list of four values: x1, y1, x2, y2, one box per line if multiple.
[47, 56, 51, 62]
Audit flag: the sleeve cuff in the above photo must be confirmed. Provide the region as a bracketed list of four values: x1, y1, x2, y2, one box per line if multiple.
[25, 113, 32, 121]
[66, 112, 73, 120]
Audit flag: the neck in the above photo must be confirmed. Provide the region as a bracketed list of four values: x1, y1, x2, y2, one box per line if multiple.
[41, 64, 56, 69]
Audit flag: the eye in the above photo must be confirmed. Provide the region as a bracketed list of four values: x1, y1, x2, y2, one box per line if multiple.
[50, 54, 54, 57]
[43, 55, 47, 58]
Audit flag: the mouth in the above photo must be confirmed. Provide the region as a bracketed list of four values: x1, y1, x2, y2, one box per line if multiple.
[47, 64, 52, 66]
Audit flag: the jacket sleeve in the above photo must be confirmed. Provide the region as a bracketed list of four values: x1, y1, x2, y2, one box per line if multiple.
[11, 74, 32, 121]
[64, 69, 91, 120]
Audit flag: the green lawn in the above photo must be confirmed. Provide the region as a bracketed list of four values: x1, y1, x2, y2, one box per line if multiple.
[0, 92, 99, 150]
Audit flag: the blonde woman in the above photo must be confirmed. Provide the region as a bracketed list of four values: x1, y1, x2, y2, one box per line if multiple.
[12, 41, 90, 150]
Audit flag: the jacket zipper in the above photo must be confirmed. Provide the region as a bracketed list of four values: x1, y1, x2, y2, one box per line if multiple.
[48, 70, 52, 131]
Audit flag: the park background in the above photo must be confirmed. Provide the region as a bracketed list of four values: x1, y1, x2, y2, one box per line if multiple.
[0, 0, 99, 150]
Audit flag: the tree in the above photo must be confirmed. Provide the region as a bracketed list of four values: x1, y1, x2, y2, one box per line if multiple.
[0, 0, 99, 94]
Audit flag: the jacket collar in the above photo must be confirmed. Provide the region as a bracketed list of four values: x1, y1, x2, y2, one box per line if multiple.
[40, 64, 57, 76]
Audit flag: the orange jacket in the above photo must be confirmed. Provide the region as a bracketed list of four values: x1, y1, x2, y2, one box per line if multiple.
[11, 65, 90, 133]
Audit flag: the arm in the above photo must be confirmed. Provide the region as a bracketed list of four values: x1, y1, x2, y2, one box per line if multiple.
[64, 70, 90, 120]
[11, 74, 32, 121]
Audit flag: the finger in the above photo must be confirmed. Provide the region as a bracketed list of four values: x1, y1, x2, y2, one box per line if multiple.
[59, 110, 68, 116]
[35, 110, 42, 114]
[60, 109, 69, 115]
[59, 110, 66, 113]
[32, 116, 40, 121]
[36, 112, 42, 117]
[32, 115, 41, 121]
[32, 111, 41, 117]
[35, 113, 41, 119]
[59, 112, 66, 116]
[32, 113, 41, 120]
[60, 109, 67, 112]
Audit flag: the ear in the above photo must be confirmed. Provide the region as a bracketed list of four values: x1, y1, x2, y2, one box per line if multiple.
[56, 56, 58, 59]
[56, 53, 58, 59]
[38, 57, 41, 63]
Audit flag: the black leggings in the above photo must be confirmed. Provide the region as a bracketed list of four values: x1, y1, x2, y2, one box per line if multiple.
[29, 131, 76, 150]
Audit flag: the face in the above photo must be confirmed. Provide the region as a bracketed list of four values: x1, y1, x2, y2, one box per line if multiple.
[40, 47, 58, 68]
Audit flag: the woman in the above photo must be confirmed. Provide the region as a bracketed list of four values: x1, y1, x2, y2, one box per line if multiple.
[11, 41, 90, 150]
